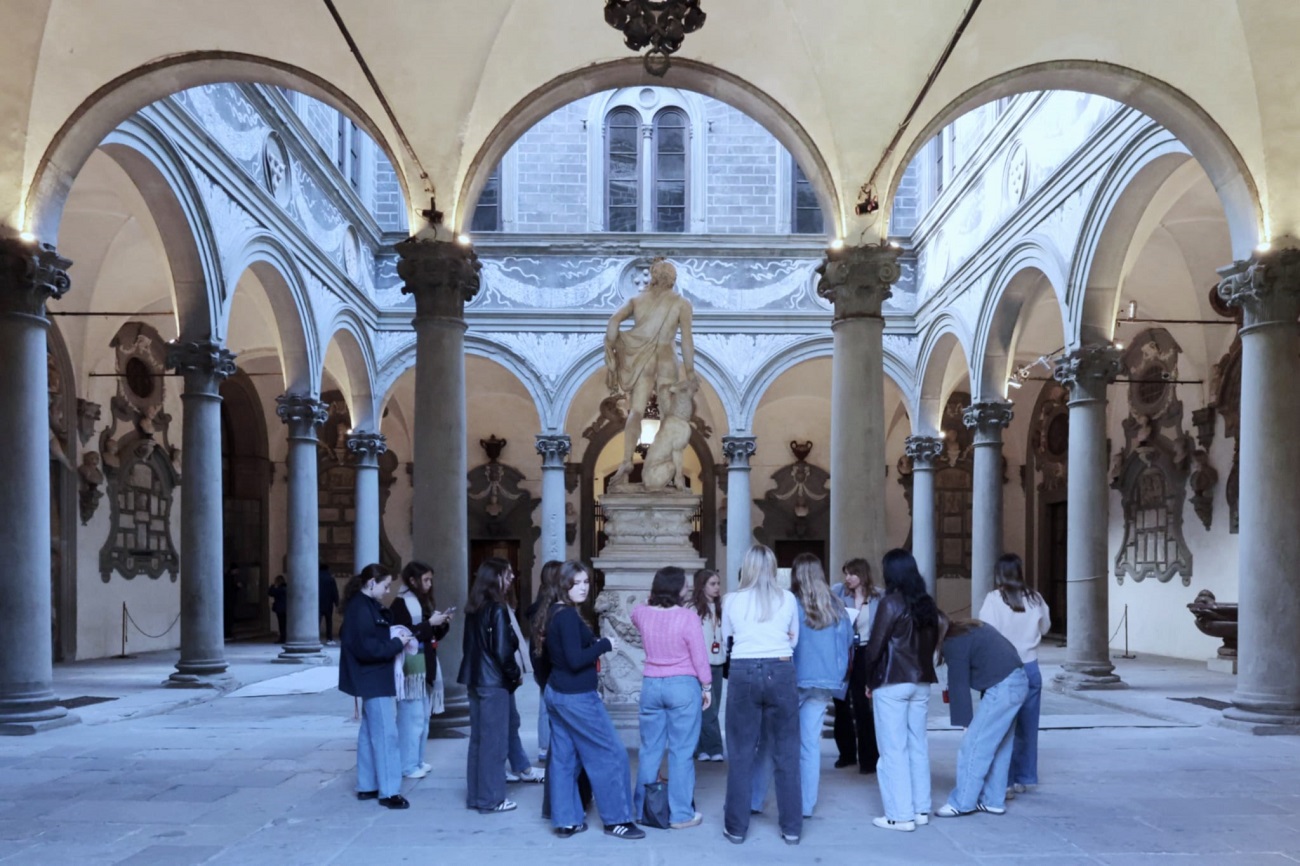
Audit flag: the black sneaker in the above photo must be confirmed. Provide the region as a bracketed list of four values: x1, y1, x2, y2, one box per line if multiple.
[555, 823, 588, 838]
[356, 790, 379, 801]
[604, 822, 646, 840]
[378, 795, 409, 810]
[834, 758, 855, 769]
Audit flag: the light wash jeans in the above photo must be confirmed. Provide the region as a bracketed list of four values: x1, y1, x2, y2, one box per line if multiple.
[872, 682, 932, 823]
[396, 687, 431, 776]
[357, 696, 400, 798]
[752, 686, 834, 817]
[633, 675, 703, 824]
[507, 691, 532, 774]
[1010, 660, 1042, 785]
[544, 685, 634, 829]
[947, 667, 1029, 812]
[537, 688, 550, 757]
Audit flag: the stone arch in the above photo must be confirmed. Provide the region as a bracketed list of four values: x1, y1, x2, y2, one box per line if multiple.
[226, 237, 318, 395]
[1068, 131, 1195, 345]
[885, 60, 1260, 260]
[463, 336, 551, 435]
[457, 57, 840, 238]
[321, 311, 379, 431]
[25, 51, 413, 244]
[914, 317, 974, 434]
[973, 243, 1070, 399]
[95, 118, 222, 339]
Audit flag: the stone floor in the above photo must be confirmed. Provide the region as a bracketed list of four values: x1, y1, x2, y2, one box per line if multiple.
[3, 642, 1299, 865]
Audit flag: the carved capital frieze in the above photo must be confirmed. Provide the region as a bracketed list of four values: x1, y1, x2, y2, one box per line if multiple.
[346, 430, 388, 467]
[1216, 247, 1300, 328]
[535, 433, 572, 469]
[1054, 344, 1122, 403]
[963, 400, 1014, 445]
[0, 238, 71, 317]
[904, 434, 945, 469]
[722, 435, 757, 468]
[815, 243, 899, 320]
[276, 393, 329, 439]
[166, 340, 237, 395]
[396, 237, 482, 319]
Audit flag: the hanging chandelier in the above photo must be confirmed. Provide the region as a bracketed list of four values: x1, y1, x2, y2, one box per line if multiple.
[604, 0, 706, 77]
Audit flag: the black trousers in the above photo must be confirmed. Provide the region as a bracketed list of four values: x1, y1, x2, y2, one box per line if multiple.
[833, 647, 879, 772]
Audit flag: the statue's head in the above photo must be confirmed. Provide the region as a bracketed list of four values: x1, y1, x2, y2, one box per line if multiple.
[648, 258, 677, 292]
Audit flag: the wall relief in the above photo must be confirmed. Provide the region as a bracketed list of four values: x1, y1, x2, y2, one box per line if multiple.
[754, 440, 830, 548]
[468, 435, 541, 587]
[98, 322, 180, 581]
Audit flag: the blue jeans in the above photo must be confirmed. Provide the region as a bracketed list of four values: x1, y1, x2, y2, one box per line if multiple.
[544, 686, 634, 828]
[356, 696, 400, 798]
[724, 658, 801, 839]
[947, 667, 1030, 812]
[1010, 660, 1042, 785]
[752, 686, 833, 817]
[872, 682, 932, 822]
[696, 663, 724, 756]
[396, 688, 431, 775]
[467, 686, 510, 810]
[537, 689, 550, 755]
[634, 676, 702, 824]
[508, 691, 532, 774]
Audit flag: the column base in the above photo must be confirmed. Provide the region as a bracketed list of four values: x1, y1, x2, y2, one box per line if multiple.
[1054, 665, 1126, 691]
[0, 701, 78, 736]
[275, 648, 332, 665]
[428, 694, 469, 739]
[165, 671, 237, 690]
[1221, 699, 1300, 734]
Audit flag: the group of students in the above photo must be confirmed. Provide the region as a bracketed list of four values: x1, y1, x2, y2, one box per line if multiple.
[336, 541, 1051, 842]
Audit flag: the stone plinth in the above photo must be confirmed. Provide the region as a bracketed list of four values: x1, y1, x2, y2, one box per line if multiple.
[592, 491, 705, 738]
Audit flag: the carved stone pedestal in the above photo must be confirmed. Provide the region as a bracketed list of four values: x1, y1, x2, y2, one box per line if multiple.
[592, 491, 705, 742]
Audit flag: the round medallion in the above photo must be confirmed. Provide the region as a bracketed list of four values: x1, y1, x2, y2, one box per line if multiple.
[1006, 143, 1028, 204]
[343, 227, 361, 281]
[262, 132, 291, 206]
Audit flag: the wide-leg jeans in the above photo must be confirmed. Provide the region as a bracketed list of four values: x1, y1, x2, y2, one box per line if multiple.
[947, 667, 1029, 812]
[1010, 660, 1042, 785]
[872, 681, 932, 823]
[466, 686, 510, 810]
[752, 685, 834, 817]
[724, 658, 801, 839]
[544, 685, 634, 829]
[507, 690, 532, 774]
[634, 675, 703, 824]
[396, 687, 431, 775]
[357, 696, 400, 798]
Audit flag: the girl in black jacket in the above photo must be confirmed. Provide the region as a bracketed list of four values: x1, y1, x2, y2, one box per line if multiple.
[388, 561, 452, 780]
[458, 557, 522, 813]
[339, 564, 413, 810]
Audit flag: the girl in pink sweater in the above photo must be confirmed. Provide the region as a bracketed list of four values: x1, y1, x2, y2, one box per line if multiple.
[631, 566, 713, 829]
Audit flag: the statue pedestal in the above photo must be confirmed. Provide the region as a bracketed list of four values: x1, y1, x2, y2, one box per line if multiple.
[592, 491, 705, 742]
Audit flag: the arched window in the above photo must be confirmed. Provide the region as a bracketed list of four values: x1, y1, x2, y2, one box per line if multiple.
[652, 109, 688, 232]
[606, 108, 640, 232]
[471, 166, 501, 232]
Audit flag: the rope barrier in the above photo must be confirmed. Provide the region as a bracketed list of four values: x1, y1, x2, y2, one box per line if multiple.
[118, 602, 182, 657]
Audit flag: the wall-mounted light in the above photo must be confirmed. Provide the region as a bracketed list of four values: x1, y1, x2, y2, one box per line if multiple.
[638, 416, 660, 447]
[1126, 300, 1137, 320]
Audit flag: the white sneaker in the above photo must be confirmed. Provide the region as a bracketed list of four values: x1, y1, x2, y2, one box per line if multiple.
[872, 816, 915, 832]
[507, 767, 545, 783]
[404, 764, 431, 780]
[710, 754, 725, 762]
[914, 812, 930, 826]
[697, 752, 710, 761]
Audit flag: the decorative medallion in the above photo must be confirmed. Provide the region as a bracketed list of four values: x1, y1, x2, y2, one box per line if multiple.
[262, 131, 291, 206]
[343, 226, 361, 281]
[1005, 142, 1028, 205]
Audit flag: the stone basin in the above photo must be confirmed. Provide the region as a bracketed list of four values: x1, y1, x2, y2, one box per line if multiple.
[1187, 589, 1238, 659]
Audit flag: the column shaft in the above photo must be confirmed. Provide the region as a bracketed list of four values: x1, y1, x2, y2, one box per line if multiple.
[0, 239, 72, 732]
[964, 401, 1013, 608]
[905, 435, 944, 597]
[278, 395, 328, 663]
[167, 342, 237, 685]
[536, 435, 571, 566]
[722, 436, 757, 591]
[347, 432, 387, 573]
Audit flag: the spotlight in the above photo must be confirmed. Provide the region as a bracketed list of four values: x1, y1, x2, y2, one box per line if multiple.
[888, 240, 901, 249]
[1127, 300, 1137, 320]
[457, 234, 471, 246]
[1006, 377, 1023, 390]
[18, 231, 35, 243]
[854, 190, 879, 216]
[829, 238, 845, 251]
[1114, 341, 1125, 351]
[1256, 241, 1272, 254]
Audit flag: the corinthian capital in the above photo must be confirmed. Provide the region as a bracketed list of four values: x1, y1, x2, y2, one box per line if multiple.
[166, 341, 237, 396]
[815, 243, 900, 320]
[904, 434, 945, 469]
[0, 238, 71, 317]
[535, 434, 572, 468]
[396, 236, 482, 320]
[346, 431, 388, 466]
[963, 400, 1014, 445]
[1216, 247, 1300, 327]
[1053, 345, 1122, 403]
[276, 393, 329, 439]
[722, 435, 757, 468]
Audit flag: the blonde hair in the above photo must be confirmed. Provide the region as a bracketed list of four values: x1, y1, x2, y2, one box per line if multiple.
[791, 553, 844, 630]
[737, 544, 782, 622]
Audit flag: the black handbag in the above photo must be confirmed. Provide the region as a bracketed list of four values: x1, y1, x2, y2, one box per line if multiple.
[640, 780, 671, 829]
[721, 636, 733, 680]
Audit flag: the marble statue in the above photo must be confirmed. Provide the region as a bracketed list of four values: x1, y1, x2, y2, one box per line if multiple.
[603, 258, 696, 486]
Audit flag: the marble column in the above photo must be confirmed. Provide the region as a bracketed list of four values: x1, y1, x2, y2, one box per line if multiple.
[0, 237, 74, 733]
[904, 434, 944, 597]
[398, 227, 480, 731]
[346, 431, 387, 574]
[964, 401, 1014, 608]
[535, 434, 571, 567]
[818, 243, 900, 575]
[1053, 345, 1123, 689]
[166, 341, 237, 686]
[1217, 249, 1300, 726]
[722, 436, 757, 590]
[276, 393, 329, 663]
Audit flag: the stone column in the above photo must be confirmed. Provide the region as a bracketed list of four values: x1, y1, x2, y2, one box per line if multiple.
[276, 393, 329, 663]
[346, 431, 387, 574]
[398, 229, 480, 730]
[904, 434, 944, 597]
[0, 238, 74, 733]
[166, 341, 237, 687]
[1053, 345, 1123, 689]
[721, 436, 757, 590]
[1218, 249, 1300, 726]
[818, 243, 900, 575]
[964, 401, 1014, 608]
[535, 434, 571, 566]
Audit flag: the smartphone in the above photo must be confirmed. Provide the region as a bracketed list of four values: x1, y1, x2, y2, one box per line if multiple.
[443, 606, 457, 616]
